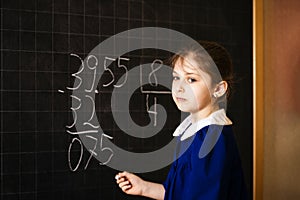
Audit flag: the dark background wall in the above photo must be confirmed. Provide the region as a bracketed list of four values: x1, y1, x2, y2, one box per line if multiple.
[1, 0, 252, 199]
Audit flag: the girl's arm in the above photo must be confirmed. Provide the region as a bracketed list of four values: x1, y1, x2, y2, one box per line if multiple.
[116, 171, 165, 200]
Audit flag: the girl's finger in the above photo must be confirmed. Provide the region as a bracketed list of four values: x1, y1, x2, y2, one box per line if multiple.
[116, 177, 126, 184]
[119, 180, 130, 188]
[122, 184, 132, 192]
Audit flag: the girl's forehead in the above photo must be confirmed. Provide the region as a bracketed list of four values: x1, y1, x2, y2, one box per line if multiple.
[173, 57, 204, 75]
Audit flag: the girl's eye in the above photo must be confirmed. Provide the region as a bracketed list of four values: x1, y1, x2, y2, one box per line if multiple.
[187, 78, 197, 83]
[173, 76, 179, 81]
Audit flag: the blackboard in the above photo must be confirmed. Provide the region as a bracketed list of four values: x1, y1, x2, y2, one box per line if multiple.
[1, 0, 253, 199]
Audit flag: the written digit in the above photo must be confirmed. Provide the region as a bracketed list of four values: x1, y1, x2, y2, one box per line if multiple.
[85, 55, 98, 92]
[103, 57, 116, 87]
[84, 135, 98, 170]
[146, 94, 158, 127]
[66, 95, 81, 129]
[83, 95, 100, 129]
[148, 59, 163, 86]
[114, 57, 129, 88]
[68, 137, 83, 171]
[99, 133, 114, 165]
[67, 53, 84, 90]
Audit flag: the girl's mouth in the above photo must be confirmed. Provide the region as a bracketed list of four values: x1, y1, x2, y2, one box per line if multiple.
[176, 97, 187, 102]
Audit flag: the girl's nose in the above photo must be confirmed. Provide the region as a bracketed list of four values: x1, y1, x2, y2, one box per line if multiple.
[178, 86, 184, 93]
[173, 79, 185, 93]
[176, 82, 185, 93]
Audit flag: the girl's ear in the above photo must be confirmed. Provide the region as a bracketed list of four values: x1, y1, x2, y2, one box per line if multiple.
[213, 81, 228, 98]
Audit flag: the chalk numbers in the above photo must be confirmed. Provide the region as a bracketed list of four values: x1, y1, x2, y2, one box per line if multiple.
[61, 54, 169, 171]
[64, 53, 118, 171]
[103, 56, 129, 88]
[141, 59, 171, 126]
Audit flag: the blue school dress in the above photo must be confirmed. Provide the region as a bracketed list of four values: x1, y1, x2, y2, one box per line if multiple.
[163, 109, 247, 200]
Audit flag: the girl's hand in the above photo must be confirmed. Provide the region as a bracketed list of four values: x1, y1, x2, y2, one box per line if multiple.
[115, 171, 145, 196]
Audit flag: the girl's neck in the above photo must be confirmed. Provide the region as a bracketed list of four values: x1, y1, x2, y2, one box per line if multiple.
[190, 105, 219, 123]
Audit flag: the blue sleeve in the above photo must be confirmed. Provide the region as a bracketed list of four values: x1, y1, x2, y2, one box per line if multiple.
[163, 137, 180, 192]
[162, 161, 176, 191]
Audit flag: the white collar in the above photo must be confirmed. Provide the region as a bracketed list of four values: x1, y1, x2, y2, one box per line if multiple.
[173, 109, 233, 141]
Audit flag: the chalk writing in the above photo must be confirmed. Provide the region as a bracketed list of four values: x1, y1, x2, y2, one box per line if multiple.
[63, 54, 172, 171]
[64, 53, 115, 171]
[68, 137, 83, 172]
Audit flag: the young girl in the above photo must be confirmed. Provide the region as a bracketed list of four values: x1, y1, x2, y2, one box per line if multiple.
[116, 41, 247, 200]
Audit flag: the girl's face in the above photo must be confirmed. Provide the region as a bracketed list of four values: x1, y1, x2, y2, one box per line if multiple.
[172, 56, 216, 121]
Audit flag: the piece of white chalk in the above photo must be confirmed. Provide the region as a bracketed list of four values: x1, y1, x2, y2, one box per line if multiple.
[115, 175, 120, 180]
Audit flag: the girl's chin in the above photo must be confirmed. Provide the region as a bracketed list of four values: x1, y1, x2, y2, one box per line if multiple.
[176, 105, 192, 113]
